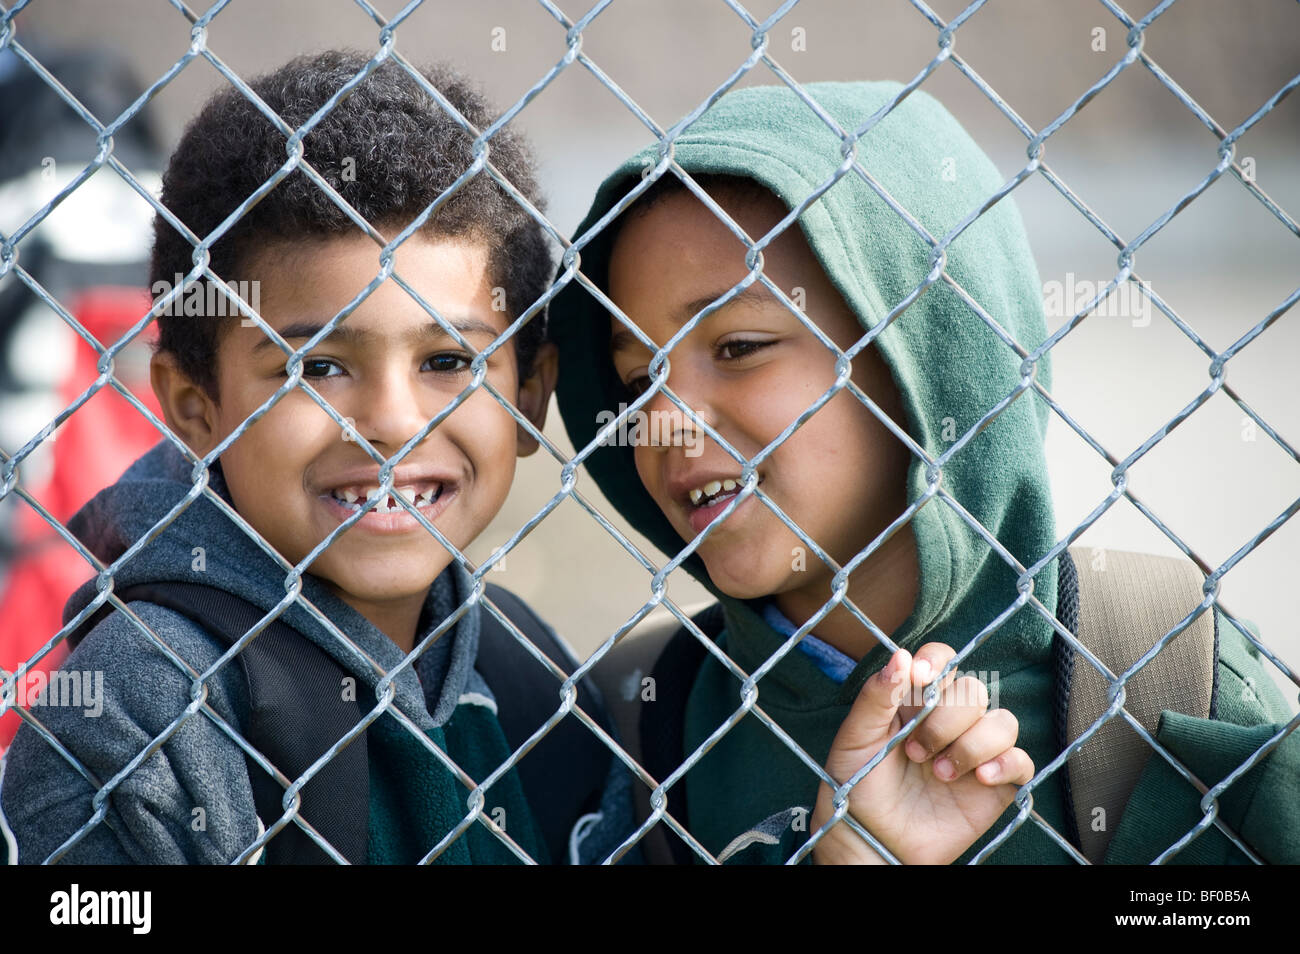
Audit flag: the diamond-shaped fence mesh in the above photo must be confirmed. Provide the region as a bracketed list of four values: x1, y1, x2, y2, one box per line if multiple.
[0, 0, 1296, 866]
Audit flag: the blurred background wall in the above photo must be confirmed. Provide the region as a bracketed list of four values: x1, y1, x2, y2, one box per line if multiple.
[2, 0, 1297, 702]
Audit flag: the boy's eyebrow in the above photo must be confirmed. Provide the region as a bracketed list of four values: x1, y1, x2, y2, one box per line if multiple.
[610, 285, 779, 354]
[252, 317, 503, 353]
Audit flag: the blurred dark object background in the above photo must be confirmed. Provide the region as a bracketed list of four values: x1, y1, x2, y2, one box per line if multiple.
[0, 38, 164, 749]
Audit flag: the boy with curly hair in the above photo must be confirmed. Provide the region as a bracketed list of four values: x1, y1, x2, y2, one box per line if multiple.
[2, 50, 630, 865]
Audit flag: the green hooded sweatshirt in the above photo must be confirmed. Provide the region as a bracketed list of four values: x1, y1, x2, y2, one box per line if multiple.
[550, 81, 1299, 864]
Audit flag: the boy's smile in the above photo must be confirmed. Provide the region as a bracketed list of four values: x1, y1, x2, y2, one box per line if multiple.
[675, 471, 766, 536]
[608, 185, 921, 655]
[314, 461, 459, 534]
[153, 232, 554, 650]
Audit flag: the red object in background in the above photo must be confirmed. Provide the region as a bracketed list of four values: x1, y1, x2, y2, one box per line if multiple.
[1, 287, 163, 751]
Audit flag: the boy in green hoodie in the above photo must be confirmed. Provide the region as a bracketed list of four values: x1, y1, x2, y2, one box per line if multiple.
[552, 81, 1299, 864]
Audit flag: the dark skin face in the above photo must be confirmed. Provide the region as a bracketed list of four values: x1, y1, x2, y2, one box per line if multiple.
[608, 187, 920, 660]
[609, 187, 1034, 869]
[151, 232, 557, 653]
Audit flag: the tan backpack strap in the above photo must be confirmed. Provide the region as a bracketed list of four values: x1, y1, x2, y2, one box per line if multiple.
[588, 605, 711, 864]
[1064, 546, 1216, 863]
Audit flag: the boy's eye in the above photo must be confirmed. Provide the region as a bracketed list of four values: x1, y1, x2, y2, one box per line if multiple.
[424, 353, 471, 373]
[717, 338, 773, 361]
[302, 358, 344, 378]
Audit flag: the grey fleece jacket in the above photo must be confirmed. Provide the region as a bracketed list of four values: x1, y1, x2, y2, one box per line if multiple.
[1, 439, 632, 864]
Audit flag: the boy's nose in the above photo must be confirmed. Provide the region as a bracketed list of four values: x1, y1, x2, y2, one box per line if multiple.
[349, 369, 432, 452]
[639, 371, 714, 452]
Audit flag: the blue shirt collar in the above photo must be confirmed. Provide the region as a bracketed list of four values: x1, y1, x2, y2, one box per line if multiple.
[760, 601, 858, 684]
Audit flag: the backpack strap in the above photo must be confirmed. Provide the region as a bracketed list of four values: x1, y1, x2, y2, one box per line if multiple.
[69, 581, 369, 865]
[1050, 548, 1083, 850]
[473, 582, 618, 865]
[1060, 545, 1217, 863]
[588, 602, 720, 864]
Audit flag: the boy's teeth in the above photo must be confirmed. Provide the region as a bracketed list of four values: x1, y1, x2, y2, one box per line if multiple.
[333, 483, 443, 512]
[689, 475, 762, 506]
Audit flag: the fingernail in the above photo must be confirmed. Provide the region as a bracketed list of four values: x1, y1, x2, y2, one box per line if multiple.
[935, 758, 955, 780]
[914, 659, 931, 681]
[883, 653, 903, 683]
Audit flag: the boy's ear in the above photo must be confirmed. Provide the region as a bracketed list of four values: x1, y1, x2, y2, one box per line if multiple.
[150, 351, 220, 455]
[515, 340, 558, 458]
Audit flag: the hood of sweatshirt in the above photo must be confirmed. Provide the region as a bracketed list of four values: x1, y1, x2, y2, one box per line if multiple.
[551, 80, 1059, 688]
[61, 438, 479, 728]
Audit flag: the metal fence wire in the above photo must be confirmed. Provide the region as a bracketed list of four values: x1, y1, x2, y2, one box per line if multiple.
[1, 0, 1298, 865]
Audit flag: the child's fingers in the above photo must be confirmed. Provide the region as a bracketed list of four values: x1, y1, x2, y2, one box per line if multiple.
[897, 642, 959, 734]
[903, 675, 990, 763]
[831, 648, 912, 756]
[974, 746, 1035, 788]
[905, 643, 957, 698]
[929, 707, 1019, 781]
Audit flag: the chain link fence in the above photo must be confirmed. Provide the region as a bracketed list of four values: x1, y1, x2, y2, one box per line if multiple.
[0, 0, 1297, 865]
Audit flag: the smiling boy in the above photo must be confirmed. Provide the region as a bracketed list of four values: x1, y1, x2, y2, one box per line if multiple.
[169, 232, 528, 655]
[606, 182, 923, 660]
[594, 173, 1031, 866]
[1, 51, 629, 865]
[555, 81, 1300, 864]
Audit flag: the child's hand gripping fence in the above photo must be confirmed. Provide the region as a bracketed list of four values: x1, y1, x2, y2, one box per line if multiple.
[0, 0, 1296, 866]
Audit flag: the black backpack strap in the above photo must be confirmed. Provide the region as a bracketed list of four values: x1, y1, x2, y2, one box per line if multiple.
[1050, 548, 1083, 854]
[69, 581, 368, 865]
[640, 603, 721, 865]
[474, 582, 616, 864]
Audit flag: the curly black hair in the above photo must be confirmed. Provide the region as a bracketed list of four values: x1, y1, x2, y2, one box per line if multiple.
[150, 50, 552, 401]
